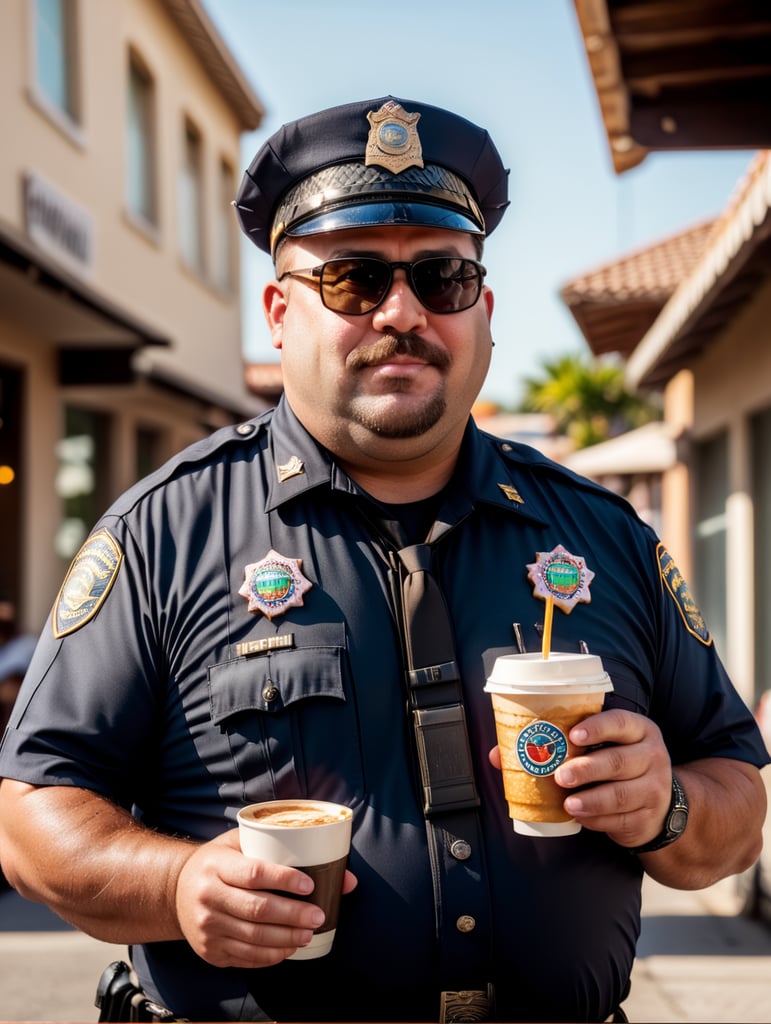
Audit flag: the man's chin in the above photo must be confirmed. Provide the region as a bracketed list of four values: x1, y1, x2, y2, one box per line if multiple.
[348, 394, 446, 439]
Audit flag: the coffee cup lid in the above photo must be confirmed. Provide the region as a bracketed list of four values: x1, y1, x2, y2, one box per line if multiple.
[484, 651, 613, 694]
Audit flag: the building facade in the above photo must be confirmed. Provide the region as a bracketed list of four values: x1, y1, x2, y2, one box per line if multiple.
[562, 155, 771, 717]
[0, 0, 266, 638]
[625, 155, 771, 716]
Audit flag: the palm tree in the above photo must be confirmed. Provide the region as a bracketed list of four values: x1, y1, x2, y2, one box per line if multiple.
[517, 353, 660, 449]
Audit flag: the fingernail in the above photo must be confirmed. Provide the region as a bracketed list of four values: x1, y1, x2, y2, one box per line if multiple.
[571, 727, 588, 744]
[309, 908, 325, 928]
[557, 766, 575, 786]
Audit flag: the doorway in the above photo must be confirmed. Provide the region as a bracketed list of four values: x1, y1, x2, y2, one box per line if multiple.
[0, 365, 23, 631]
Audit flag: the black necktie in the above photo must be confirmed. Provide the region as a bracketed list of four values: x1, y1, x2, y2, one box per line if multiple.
[396, 543, 479, 815]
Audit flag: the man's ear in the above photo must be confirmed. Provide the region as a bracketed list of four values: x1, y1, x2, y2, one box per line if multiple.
[263, 280, 287, 350]
[483, 285, 494, 321]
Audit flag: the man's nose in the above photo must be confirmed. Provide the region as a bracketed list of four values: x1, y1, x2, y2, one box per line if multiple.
[370, 270, 428, 332]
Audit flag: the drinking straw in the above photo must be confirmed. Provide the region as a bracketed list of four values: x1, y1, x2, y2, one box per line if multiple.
[542, 595, 554, 659]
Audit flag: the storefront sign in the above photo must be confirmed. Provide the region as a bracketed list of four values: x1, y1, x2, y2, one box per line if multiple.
[25, 171, 94, 275]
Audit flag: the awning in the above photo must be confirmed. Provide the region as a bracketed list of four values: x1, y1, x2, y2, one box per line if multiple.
[563, 420, 680, 477]
[0, 220, 170, 351]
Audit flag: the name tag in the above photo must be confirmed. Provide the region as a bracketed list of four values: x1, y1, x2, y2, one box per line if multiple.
[236, 633, 295, 658]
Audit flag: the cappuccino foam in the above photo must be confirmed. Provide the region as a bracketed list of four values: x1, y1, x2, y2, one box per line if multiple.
[242, 802, 348, 828]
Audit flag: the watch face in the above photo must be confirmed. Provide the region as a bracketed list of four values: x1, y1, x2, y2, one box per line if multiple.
[670, 807, 689, 834]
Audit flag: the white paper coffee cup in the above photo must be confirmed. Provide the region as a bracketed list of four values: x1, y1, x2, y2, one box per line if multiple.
[237, 799, 352, 959]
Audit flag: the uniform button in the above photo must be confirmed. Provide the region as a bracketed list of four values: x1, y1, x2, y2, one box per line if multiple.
[237, 423, 255, 436]
[501, 442, 513, 452]
[456, 915, 476, 933]
[450, 839, 472, 861]
[262, 684, 279, 702]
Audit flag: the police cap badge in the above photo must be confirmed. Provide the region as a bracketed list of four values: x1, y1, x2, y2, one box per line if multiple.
[234, 95, 510, 256]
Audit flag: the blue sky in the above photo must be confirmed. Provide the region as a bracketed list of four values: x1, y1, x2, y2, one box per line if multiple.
[202, 0, 754, 407]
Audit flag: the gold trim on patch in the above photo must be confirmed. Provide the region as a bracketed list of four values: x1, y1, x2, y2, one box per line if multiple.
[657, 543, 712, 646]
[53, 529, 123, 639]
[365, 101, 424, 174]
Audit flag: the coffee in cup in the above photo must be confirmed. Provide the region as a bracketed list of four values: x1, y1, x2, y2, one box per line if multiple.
[485, 652, 613, 836]
[237, 798, 352, 959]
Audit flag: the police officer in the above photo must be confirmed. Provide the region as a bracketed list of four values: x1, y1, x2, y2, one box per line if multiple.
[0, 96, 768, 1023]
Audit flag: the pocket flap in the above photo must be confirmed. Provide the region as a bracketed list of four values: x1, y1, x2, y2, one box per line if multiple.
[209, 625, 345, 724]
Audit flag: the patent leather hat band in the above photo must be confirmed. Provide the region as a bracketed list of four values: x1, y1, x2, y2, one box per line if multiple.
[269, 162, 485, 255]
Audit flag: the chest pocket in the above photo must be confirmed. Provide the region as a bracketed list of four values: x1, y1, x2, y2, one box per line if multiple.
[208, 622, 363, 804]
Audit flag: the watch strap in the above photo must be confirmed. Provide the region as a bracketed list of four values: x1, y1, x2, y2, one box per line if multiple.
[629, 772, 689, 855]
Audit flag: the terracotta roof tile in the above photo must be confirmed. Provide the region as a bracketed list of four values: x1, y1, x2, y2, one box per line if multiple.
[561, 220, 714, 306]
[244, 362, 284, 399]
[560, 219, 717, 358]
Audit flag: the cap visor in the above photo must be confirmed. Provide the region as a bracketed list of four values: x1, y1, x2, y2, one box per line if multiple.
[287, 201, 483, 239]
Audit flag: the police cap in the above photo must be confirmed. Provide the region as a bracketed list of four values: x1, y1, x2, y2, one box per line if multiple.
[235, 95, 510, 257]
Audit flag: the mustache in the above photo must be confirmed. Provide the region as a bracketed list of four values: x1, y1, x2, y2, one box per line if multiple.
[347, 333, 451, 371]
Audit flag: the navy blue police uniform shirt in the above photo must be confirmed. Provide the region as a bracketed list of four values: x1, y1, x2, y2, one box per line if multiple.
[1, 396, 768, 1022]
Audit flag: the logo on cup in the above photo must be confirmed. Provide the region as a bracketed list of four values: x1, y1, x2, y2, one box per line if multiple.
[516, 720, 568, 776]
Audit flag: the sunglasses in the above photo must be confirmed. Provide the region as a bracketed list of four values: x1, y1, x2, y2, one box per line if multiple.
[278, 256, 487, 315]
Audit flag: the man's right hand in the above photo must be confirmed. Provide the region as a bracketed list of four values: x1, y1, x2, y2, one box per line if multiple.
[175, 829, 327, 967]
[0, 779, 356, 961]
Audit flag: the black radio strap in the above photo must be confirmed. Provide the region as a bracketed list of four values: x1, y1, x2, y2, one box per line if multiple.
[392, 542, 494, 1022]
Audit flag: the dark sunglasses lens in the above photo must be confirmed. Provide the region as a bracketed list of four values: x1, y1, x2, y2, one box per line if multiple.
[320, 259, 391, 314]
[413, 258, 482, 313]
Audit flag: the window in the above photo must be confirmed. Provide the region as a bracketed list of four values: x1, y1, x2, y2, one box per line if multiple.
[126, 53, 157, 225]
[213, 159, 236, 292]
[0, 367, 23, 617]
[55, 407, 111, 562]
[136, 426, 163, 480]
[34, 0, 79, 122]
[693, 432, 728, 657]
[178, 119, 204, 274]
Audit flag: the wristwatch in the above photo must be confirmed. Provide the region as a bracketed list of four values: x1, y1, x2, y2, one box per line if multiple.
[629, 773, 689, 855]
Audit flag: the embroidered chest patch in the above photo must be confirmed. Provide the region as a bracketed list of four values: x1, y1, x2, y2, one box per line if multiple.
[238, 549, 312, 620]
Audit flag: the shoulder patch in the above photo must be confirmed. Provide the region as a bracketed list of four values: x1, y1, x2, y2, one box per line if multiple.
[657, 543, 712, 646]
[53, 529, 123, 639]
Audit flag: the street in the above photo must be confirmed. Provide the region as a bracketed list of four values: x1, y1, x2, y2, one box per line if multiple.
[1, 874, 770, 1022]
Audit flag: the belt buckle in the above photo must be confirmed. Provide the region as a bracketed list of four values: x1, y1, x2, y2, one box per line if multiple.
[439, 988, 493, 1023]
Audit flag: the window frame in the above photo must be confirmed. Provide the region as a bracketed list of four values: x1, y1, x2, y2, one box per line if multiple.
[178, 115, 206, 277]
[125, 47, 159, 233]
[212, 156, 237, 294]
[29, 0, 84, 145]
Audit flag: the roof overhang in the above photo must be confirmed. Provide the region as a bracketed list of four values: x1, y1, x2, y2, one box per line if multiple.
[560, 220, 714, 358]
[573, 0, 771, 173]
[627, 153, 771, 388]
[244, 362, 285, 404]
[0, 220, 170, 364]
[135, 351, 269, 420]
[159, 0, 265, 131]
